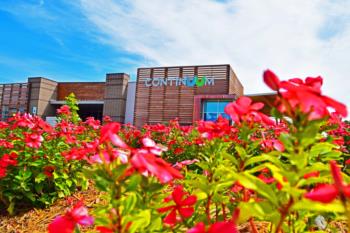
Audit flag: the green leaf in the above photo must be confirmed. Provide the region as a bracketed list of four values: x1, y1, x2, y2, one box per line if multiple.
[233, 172, 278, 206]
[245, 153, 285, 169]
[238, 201, 274, 223]
[279, 133, 294, 153]
[35, 173, 47, 183]
[292, 199, 345, 213]
[300, 123, 321, 147]
[122, 193, 138, 214]
[23, 170, 32, 180]
[193, 191, 207, 201]
[126, 209, 151, 233]
[235, 145, 247, 159]
[7, 201, 15, 215]
[126, 174, 142, 191]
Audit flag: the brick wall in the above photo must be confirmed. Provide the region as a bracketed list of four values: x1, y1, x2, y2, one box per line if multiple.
[57, 83, 105, 100]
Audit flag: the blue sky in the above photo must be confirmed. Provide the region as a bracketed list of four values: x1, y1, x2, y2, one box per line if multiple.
[0, 0, 143, 83]
[0, 0, 349, 107]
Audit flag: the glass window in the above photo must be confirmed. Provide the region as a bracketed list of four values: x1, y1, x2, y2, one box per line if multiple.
[1, 106, 9, 120]
[202, 100, 231, 122]
[204, 102, 217, 113]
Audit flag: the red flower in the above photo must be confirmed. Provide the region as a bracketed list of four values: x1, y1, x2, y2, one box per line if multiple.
[263, 70, 347, 119]
[258, 173, 276, 184]
[48, 201, 93, 233]
[0, 152, 18, 178]
[305, 160, 350, 203]
[131, 150, 183, 183]
[96, 226, 114, 233]
[62, 148, 87, 161]
[0, 152, 18, 167]
[304, 184, 338, 203]
[263, 70, 280, 91]
[24, 132, 43, 148]
[43, 165, 56, 178]
[0, 167, 6, 178]
[0, 139, 14, 148]
[174, 147, 185, 155]
[224, 96, 274, 125]
[197, 116, 233, 140]
[103, 115, 112, 122]
[303, 171, 320, 179]
[188, 221, 238, 233]
[57, 105, 71, 115]
[158, 186, 197, 226]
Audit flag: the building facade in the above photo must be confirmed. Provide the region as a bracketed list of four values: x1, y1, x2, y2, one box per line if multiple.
[134, 64, 243, 127]
[0, 64, 272, 125]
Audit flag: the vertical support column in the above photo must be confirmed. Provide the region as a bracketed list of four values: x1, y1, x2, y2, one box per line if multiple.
[27, 77, 58, 119]
[103, 73, 130, 123]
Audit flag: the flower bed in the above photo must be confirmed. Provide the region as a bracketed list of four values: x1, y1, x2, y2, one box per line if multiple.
[1, 70, 350, 233]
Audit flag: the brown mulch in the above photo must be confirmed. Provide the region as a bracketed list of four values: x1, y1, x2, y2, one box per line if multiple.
[0, 185, 101, 233]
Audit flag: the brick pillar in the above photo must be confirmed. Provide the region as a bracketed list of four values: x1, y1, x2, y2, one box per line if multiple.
[103, 73, 129, 123]
[28, 77, 58, 118]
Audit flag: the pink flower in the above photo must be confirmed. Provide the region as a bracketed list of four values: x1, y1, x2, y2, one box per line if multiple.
[261, 139, 285, 152]
[24, 132, 43, 148]
[141, 137, 167, 155]
[158, 186, 197, 226]
[131, 150, 183, 183]
[85, 117, 100, 130]
[100, 123, 129, 149]
[173, 159, 199, 169]
[224, 96, 275, 125]
[89, 149, 129, 164]
[48, 201, 93, 233]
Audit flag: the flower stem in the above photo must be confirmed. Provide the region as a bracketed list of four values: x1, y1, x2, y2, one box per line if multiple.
[275, 198, 294, 233]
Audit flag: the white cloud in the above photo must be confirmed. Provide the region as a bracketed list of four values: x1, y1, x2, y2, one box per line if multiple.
[79, 0, 350, 107]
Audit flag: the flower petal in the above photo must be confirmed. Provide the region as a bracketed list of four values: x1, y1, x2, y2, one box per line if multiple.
[48, 216, 75, 233]
[263, 69, 280, 91]
[178, 207, 194, 218]
[163, 209, 177, 225]
[304, 184, 338, 203]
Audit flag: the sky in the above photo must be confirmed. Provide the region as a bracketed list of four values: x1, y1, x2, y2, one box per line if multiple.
[0, 0, 349, 107]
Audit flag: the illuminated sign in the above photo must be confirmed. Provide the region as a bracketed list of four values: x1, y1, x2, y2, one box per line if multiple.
[144, 76, 215, 87]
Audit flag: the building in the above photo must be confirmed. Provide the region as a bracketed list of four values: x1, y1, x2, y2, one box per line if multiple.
[0, 64, 274, 125]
